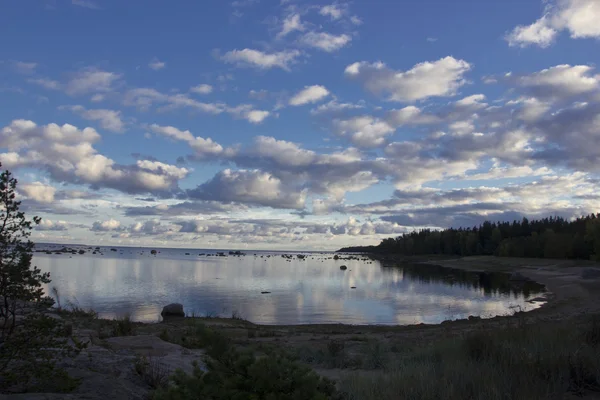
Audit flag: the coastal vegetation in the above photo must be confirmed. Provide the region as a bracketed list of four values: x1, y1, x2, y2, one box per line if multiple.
[340, 214, 600, 261]
[0, 165, 84, 392]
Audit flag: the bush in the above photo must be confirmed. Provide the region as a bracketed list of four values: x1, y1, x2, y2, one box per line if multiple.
[153, 351, 341, 400]
[154, 322, 342, 400]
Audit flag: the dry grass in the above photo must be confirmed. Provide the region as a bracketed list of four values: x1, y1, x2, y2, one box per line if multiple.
[337, 315, 600, 400]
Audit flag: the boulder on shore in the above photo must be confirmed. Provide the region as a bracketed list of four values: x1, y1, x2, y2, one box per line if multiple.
[161, 303, 185, 318]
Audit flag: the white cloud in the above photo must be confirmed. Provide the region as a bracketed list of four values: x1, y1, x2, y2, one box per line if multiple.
[333, 116, 395, 148]
[506, 97, 551, 122]
[506, 0, 600, 48]
[0, 120, 189, 194]
[149, 124, 225, 158]
[227, 104, 271, 124]
[516, 64, 600, 98]
[300, 32, 352, 52]
[506, 16, 558, 48]
[65, 67, 121, 96]
[455, 94, 488, 108]
[345, 56, 471, 102]
[188, 169, 307, 209]
[289, 85, 330, 106]
[148, 59, 166, 70]
[319, 4, 346, 20]
[387, 106, 439, 126]
[221, 48, 301, 71]
[245, 110, 270, 123]
[278, 13, 305, 38]
[91, 219, 121, 232]
[20, 182, 56, 203]
[310, 100, 364, 114]
[190, 84, 213, 94]
[61, 105, 126, 133]
[37, 220, 70, 231]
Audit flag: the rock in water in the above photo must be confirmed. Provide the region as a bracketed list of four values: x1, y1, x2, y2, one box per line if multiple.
[340, 265, 347, 270]
[161, 303, 185, 318]
[150, 249, 157, 255]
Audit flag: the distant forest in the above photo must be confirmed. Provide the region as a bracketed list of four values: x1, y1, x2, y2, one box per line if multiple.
[339, 214, 600, 261]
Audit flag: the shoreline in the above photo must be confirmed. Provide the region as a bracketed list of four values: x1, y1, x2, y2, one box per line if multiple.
[113, 255, 600, 335]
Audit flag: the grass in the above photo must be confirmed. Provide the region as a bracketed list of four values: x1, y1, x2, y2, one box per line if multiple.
[337, 314, 600, 400]
[134, 355, 171, 389]
[110, 314, 135, 337]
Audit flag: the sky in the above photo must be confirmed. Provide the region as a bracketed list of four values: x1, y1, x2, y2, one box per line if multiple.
[1, 0, 599, 250]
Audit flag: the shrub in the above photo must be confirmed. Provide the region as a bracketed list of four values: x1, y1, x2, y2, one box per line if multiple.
[153, 351, 341, 400]
[134, 355, 171, 389]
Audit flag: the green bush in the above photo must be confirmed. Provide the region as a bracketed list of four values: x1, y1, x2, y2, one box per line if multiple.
[153, 352, 341, 400]
[154, 323, 342, 400]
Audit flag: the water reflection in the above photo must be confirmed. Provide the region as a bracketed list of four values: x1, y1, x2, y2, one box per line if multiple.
[33, 247, 545, 325]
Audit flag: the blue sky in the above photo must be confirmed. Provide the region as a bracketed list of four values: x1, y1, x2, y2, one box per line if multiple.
[1, 0, 599, 250]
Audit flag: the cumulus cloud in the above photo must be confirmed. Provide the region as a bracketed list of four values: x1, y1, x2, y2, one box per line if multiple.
[20, 182, 56, 203]
[220, 48, 301, 71]
[187, 169, 307, 209]
[37, 219, 70, 231]
[506, 16, 558, 48]
[91, 218, 121, 231]
[190, 84, 213, 94]
[386, 106, 440, 126]
[345, 56, 471, 102]
[61, 105, 126, 133]
[515, 64, 600, 99]
[289, 85, 330, 106]
[300, 32, 352, 52]
[506, 0, 600, 48]
[333, 116, 395, 148]
[0, 120, 189, 194]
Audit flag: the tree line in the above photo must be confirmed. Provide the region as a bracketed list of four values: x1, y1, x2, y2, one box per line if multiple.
[339, 214, 600, 261]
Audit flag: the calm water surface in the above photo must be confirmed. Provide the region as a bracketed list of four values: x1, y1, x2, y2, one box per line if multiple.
[33, 245, 546, 325]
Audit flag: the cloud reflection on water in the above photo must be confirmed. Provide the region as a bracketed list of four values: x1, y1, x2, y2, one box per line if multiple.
[34, 248, 544, 324]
